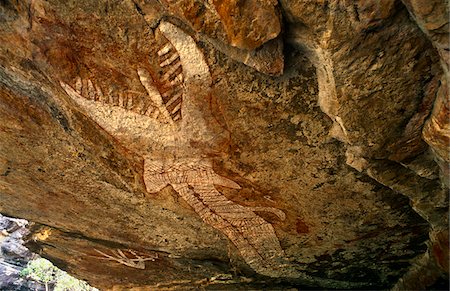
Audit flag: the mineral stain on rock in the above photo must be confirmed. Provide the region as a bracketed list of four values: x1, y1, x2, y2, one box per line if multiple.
[295, 219, 309, 235]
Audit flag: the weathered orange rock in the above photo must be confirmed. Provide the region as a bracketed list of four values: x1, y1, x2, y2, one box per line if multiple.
[422, 77, 450, 185]
[147, 0, 284, 75]
[401, 0, 449, 188]
[387, 74, 440, 162]
[401, 0, 450, 55]
[422, 79, 449, 160]
[0, 0, 448, 289]
[207, 35, 284, 76]
[285, 0, 441, 161]
[212, 0, 281, 50]
[431, 229, 450, 273]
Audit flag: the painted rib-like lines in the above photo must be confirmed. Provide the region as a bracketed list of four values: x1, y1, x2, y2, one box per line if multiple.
[61, 20, 295, 279]
[66, 76, 163, 121]
[157, 37, 184, 122]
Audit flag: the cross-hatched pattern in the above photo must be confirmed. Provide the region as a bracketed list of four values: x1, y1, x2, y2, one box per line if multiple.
[59, 20, 293, 278]
[144, 158, 288, 277]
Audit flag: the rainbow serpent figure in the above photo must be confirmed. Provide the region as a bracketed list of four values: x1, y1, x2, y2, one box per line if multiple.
[60, 21, 292, 277]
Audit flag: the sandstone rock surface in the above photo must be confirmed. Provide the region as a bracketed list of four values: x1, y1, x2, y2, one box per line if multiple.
[0, 0, 448, 289]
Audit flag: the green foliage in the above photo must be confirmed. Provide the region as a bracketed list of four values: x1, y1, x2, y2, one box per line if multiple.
[54, 272, 93, 291]
[20, 258, 97, 291]
[19, 258, 57, 284]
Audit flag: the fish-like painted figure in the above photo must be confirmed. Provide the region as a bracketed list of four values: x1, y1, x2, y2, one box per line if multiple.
[60, 21, 290, 277]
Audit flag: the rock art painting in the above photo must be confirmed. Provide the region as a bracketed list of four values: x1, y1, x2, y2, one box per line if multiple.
[60, 21, 291, 277]
[90, 248, 158, 270]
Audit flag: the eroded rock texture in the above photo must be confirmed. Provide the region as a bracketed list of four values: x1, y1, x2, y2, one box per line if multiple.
[0, 214, 42, 290]
[0, 0, 448, 289]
